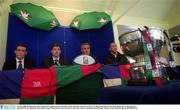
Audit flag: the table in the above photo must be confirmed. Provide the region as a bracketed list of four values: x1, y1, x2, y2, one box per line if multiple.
[97, 80, 180, 104]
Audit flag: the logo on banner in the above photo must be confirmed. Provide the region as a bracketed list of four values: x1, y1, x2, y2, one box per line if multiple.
[152, 69, 159, 77]
[147, 43, 153, 51]
[73, 19, 80, 27]
[83, 56, 89, 64]
[97, 17, 107, 23]
[32, 81, 42, 87]
[19, 10, 31, 21]
[50, 19, 58, 27]
[145, 61, 152, 69]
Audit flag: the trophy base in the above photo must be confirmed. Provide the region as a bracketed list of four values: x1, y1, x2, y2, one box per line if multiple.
[128, 78, 169, 86]
[128, 79, 155, 86]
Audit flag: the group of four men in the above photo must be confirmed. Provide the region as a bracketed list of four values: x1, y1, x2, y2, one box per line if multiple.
[2, 42, 129, 70]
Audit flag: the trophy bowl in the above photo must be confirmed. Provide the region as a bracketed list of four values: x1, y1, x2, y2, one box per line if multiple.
[119, 27, 168, 85]
[119, 27, 165, 58]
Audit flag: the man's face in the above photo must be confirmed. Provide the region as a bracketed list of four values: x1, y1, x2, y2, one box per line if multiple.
[51, 46, 61, 58]
[110, 43, 117, 53]
[15, 46, 27, 60]
[81, 44, 90, 55]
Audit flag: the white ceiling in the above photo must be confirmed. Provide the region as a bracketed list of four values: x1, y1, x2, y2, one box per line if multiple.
[8, 0, 180, 28]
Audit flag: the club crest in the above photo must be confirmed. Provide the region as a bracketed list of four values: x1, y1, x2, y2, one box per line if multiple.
[20, 10, 31, 21]
[50, 19, 58, 27]
[32, 81, 42, 87]
[97, 17, 107, 23]
[73, 19, 80, 27]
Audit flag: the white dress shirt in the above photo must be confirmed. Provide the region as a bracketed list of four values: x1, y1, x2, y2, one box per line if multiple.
[52, 57, 60, 64]
[16, 58, 24, 69]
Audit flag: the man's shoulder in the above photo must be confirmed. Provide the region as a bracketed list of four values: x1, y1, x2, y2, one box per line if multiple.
[59, 58, 67, 61]
[24, 58, 36, 68]
[117, 52, 123, 56]
[117, 52, 127, 58]
[4, 58, 16, 64]
[25, 58, 33, 61]
[60, 58, 68, 65]
[25, 58, 34, 63]
[43, 58, 53, 68]
[90, 54, 97, 58]
[3, 58, 16, 70]
[106, 52, 114, 58]
[44, 58, 53, 63]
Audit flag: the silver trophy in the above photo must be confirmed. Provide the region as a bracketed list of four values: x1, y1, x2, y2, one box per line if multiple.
[119, 27, 169, 84]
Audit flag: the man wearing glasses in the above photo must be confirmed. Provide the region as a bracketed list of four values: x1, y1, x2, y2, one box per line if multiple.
[2, 44, 35, 70]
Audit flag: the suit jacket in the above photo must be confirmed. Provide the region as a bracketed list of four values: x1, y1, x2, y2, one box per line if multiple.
[105, 52, 129, 65]
[90, 54, 98, 64]
[2, 58, 35, 70]
[43, 58, 68, 68]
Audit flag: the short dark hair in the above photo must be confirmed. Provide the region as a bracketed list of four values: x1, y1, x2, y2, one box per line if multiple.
[51, 43, 61, 50]
[15, 44, 27, 51]
[81, 43, 90, 48]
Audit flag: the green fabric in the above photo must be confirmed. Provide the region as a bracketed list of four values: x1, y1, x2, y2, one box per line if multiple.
[20, 96, 54, 104]
[54, 65, 83, 88]
[10, 3, 60, 31]
[56, 72, 103, 104]
[134, 70, 144, 80]
[121, 78, 128, 85]
[70, 11, 111, 30]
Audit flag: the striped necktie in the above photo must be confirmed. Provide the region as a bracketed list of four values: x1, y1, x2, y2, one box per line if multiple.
[54, 60, 60, 66]
[18, 60, 23, 70]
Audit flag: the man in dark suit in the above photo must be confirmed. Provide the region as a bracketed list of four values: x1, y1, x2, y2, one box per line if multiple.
[43, 43, 68, 68]
[43, 43, 68, 104]
[105, 42, 129, 65]
[2, 44, 35, 70]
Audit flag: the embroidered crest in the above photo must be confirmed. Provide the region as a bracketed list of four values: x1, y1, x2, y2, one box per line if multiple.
[73, 19, 80, 27]
[147, 43, 153, 51]
[152, 69, 159, 77]
[20, 10, 31, 21]
[32, 81, 42, 87]
[50, 19, 58, 27]
[97, 17, 107, 23]
[83, 56, 89, 64]
[145, 61, 152, 69]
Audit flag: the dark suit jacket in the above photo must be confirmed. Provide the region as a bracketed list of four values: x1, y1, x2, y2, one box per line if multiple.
[43, 58, 68, 68]
[90, 54, 99, 64]
[105, 52, 129, 65]
[2, 58, 35, 70]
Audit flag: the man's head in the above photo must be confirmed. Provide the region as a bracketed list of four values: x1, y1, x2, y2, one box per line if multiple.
[51, 43, 61, 58]
[109, 42, 118, 54]
[14, 44, 27, 60]
[81, 43, 90, 55]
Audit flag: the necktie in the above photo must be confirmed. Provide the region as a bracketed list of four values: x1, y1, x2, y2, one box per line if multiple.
[54, 60, 60, 66]
[18, 60, 23, 70]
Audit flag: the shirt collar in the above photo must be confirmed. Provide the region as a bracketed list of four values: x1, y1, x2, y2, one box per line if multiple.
[16, 58, 24, 62]
[52, 57, 60, 61]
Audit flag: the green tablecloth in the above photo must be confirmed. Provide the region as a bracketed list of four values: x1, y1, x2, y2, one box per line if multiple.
[56, 72, 103, 104]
